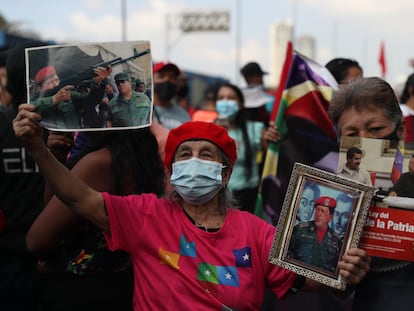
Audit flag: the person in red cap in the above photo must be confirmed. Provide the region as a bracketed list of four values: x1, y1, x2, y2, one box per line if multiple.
[288, 195, 342, 273]
[32, 64, 110, 129]
[152, 61, 190, 129]
[13, 113, 371, 310]
[34, 65, 60, 95]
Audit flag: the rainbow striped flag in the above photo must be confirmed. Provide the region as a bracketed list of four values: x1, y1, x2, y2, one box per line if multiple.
[255, 42, 339, 222]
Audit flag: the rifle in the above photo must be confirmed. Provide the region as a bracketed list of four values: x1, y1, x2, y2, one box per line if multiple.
[41, 48, 151, 97]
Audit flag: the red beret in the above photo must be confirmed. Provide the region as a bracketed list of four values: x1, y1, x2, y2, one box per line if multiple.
[315, 196, 336, 209]
[164, 121, 237, 172]
[153, 61, 180, 76]
[34, 65, 57, 85]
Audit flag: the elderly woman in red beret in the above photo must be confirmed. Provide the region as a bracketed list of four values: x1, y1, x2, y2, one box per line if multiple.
[13, 105, 370, 310]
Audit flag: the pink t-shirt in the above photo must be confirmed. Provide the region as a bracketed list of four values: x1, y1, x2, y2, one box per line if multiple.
[103, 192, 296, 310]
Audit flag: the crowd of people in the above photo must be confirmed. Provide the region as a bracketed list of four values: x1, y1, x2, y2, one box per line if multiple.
[1, 38, 414, 311]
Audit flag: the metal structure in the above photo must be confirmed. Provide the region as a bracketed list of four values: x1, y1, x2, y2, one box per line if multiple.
[179, 10, 230, 32]
[164, 10, 230, 60]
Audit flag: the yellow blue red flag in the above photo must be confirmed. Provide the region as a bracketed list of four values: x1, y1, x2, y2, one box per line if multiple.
[255, 41, 339, 222]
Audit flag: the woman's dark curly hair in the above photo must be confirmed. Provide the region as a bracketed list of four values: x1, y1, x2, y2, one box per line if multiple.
[67, 128, 165, 196]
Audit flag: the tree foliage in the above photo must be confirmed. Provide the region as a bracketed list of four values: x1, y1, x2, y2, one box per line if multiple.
[0, 13, 9, 30]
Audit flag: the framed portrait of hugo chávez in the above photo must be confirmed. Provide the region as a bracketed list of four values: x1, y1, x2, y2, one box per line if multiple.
[25, 41, 152, 131]
[269, 163, 375, 290]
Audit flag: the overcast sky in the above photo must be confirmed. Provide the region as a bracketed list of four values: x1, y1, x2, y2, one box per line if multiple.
[3, 0, 414, 89]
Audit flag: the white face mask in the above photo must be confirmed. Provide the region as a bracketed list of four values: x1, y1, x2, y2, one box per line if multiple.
[170, 157, 224, 205]
[216, 99, 239, 120]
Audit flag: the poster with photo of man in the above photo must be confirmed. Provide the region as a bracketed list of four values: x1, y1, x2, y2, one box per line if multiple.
[340, 136, 414, 262]
[337, 136, 414, 196]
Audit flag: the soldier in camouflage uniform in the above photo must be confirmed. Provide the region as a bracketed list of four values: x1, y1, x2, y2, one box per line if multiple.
[106, 72, 151, 127]
[33, 65, 110, 130]
[288, 196, 342, 273]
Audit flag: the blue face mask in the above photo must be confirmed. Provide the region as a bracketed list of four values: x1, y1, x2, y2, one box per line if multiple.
[170, 157, 224, 205]
[216, 99, 239, 120]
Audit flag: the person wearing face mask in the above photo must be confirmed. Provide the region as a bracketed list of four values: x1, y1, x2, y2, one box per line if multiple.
[215, 83, 270, 214]
[152, 61, 190, 130]
[329, 77, 406, 141]
[329, 76, 412, 311]
[13, 112, 371, 310]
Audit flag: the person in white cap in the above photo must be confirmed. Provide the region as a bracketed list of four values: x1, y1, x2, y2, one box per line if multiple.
[240, 61, 273, 123]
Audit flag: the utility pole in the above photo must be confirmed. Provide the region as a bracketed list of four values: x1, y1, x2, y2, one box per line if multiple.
[235, 0, 242, 84]
[121, 0, 127, 41]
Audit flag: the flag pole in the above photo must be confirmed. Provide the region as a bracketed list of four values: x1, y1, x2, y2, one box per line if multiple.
[270, 41, 294, 122]
[253, 42, 294, 219]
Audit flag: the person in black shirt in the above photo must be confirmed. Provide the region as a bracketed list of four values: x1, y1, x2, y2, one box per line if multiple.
[0, 41, 46, 311]
[389, 155, 414, 198]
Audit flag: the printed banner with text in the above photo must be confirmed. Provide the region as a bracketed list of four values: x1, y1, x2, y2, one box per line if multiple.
[359, 206, 414, 262]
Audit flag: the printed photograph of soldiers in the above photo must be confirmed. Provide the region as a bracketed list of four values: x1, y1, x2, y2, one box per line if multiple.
[26, 41, 152, 131]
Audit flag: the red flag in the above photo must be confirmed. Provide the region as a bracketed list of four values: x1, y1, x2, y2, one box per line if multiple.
[378, 41, 387, 78]
[269, 41, 294, 122]
[405, 115, 414, 142]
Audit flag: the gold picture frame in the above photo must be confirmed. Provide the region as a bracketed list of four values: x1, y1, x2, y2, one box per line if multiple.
[268, 163, 375, 290]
